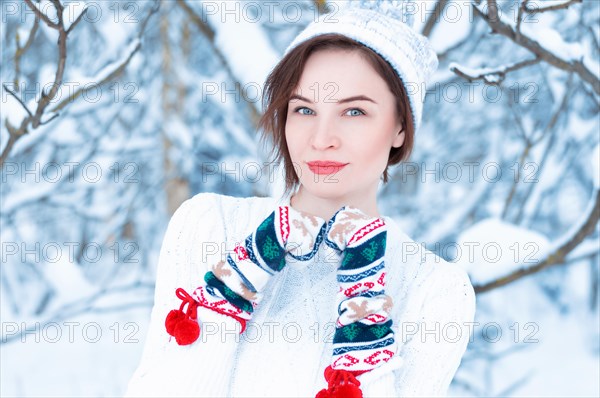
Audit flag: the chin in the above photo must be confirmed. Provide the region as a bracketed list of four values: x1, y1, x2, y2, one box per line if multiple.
[302, 180, 347, 198]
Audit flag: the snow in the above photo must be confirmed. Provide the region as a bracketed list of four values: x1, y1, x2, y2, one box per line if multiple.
[38, 63, 57, 96]
[39, 259, 96, 304]
[455, 218, 551, 286]
[95, 7, 133, 56]
[203, 1, 282, 113]
[48, 118, 86, 145]
[0, 309, 150, 397]
[164, 115, 193, 150]
[74, 39, 141, 87]
[3, 90, 31, 128]
[521, 24, 585, 61]
[428, 1, 472, 54]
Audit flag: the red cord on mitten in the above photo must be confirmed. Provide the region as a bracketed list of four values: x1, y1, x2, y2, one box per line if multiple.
[165, 288, 200, 345]
[315, 366, 364, 398]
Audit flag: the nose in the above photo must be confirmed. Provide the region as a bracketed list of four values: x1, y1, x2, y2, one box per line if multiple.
[310, 114, 341, 150]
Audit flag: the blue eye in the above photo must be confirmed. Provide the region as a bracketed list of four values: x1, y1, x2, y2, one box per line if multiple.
[346, 108, 365, 116]
[293, 107, 314, 115]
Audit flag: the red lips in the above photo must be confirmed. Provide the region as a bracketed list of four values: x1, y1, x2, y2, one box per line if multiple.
[307, 161, 348, 175]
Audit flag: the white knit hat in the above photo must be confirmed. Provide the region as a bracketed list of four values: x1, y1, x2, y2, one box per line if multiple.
[282, 0, 439, 133]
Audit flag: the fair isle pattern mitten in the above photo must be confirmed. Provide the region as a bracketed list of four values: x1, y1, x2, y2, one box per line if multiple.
[316, 206, 396, 398]
[165, 206, 326, 345]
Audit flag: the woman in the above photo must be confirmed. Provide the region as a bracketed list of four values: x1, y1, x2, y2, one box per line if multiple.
[125, 3, 475, 397]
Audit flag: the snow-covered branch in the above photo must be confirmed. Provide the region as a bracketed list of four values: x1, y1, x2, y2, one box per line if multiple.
[474, 189, 600, 293]
[473, 0, 599, 94]
[2, 1, 73, 168]
[450, 57, 541, 85]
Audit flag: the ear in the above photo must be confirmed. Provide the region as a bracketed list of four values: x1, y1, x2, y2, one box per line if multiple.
[392, 128, 405, 149]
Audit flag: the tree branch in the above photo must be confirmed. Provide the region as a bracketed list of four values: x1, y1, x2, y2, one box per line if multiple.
[524, 0, 582, 14]
[3, 83, 33, 118]
[475, 0, 599, 95]
[23, 0, 58, 28]
[177, 0, 260, 124]
[1, 1, 157, 169]
[422, 0, 449, 38]
[14, 16, 39, 87]
[475, 189, 600, 293]
[1, 0, 71, 168]
[450, 57, 541, 85]
[66, 6, 88, 34]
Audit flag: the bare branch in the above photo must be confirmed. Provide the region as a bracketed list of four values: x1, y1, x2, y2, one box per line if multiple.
[515, 0, 530, 38]
[66, 7, 88, 34]
[136, 0, 161, 40]
[23, 0, 58, 28]
[486, 0, 500, 22]
[14, 17, 39, 86]
[524, 0, 582, 14]
[3, 83, 33, 118]
[31, 8, 67, 128]
[39, 112, 60, 125]
[422, 0, 449, 38]
[1, 121, 20, 166]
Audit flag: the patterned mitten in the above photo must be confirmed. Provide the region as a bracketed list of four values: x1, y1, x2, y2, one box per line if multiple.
[165, 205, 326, 345]
[316, 206, 396, 398]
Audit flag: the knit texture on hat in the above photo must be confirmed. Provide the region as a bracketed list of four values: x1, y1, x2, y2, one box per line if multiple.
[165, 205, 397, 397]
[282, 1, 438, 133]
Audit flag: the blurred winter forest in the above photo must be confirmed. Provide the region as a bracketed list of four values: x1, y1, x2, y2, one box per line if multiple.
[1, 0, 598, 396]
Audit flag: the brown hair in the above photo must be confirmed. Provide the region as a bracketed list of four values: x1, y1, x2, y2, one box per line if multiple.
[258, 33, 415, 197]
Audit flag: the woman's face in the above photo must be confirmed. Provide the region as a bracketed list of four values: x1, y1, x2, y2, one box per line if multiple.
[285, 49, 405, 208]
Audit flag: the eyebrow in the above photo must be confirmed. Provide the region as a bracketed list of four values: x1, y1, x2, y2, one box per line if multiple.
[289, 94, 377, 105]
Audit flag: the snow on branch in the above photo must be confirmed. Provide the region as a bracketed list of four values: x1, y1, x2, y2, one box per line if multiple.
[1, 0, 72, 168]
[473, 189, 600, 293]
[450, 57, 541, 85]
[1, 1, 159, 169]
[472, 0, 599, 95]
[49, 39, 142, 113]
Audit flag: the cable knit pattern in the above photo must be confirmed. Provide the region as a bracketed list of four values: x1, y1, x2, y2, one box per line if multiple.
[124, 192, 476, 398]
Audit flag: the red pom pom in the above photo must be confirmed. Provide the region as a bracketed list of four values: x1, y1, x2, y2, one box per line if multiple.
[315, 388, 330, 398]
[317, 366, 363, 398]
[173, 317, 200, 345]
[165, 309, 185, 336]
[330, 384, 362, 398]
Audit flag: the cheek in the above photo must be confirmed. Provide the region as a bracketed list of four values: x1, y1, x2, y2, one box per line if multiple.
[284, 131, 299, 162]
[285, 123, 305, 156]
[352, 135, 393, 175]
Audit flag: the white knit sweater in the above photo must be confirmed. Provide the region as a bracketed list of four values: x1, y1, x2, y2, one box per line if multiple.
[124, 192, 476, 397]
